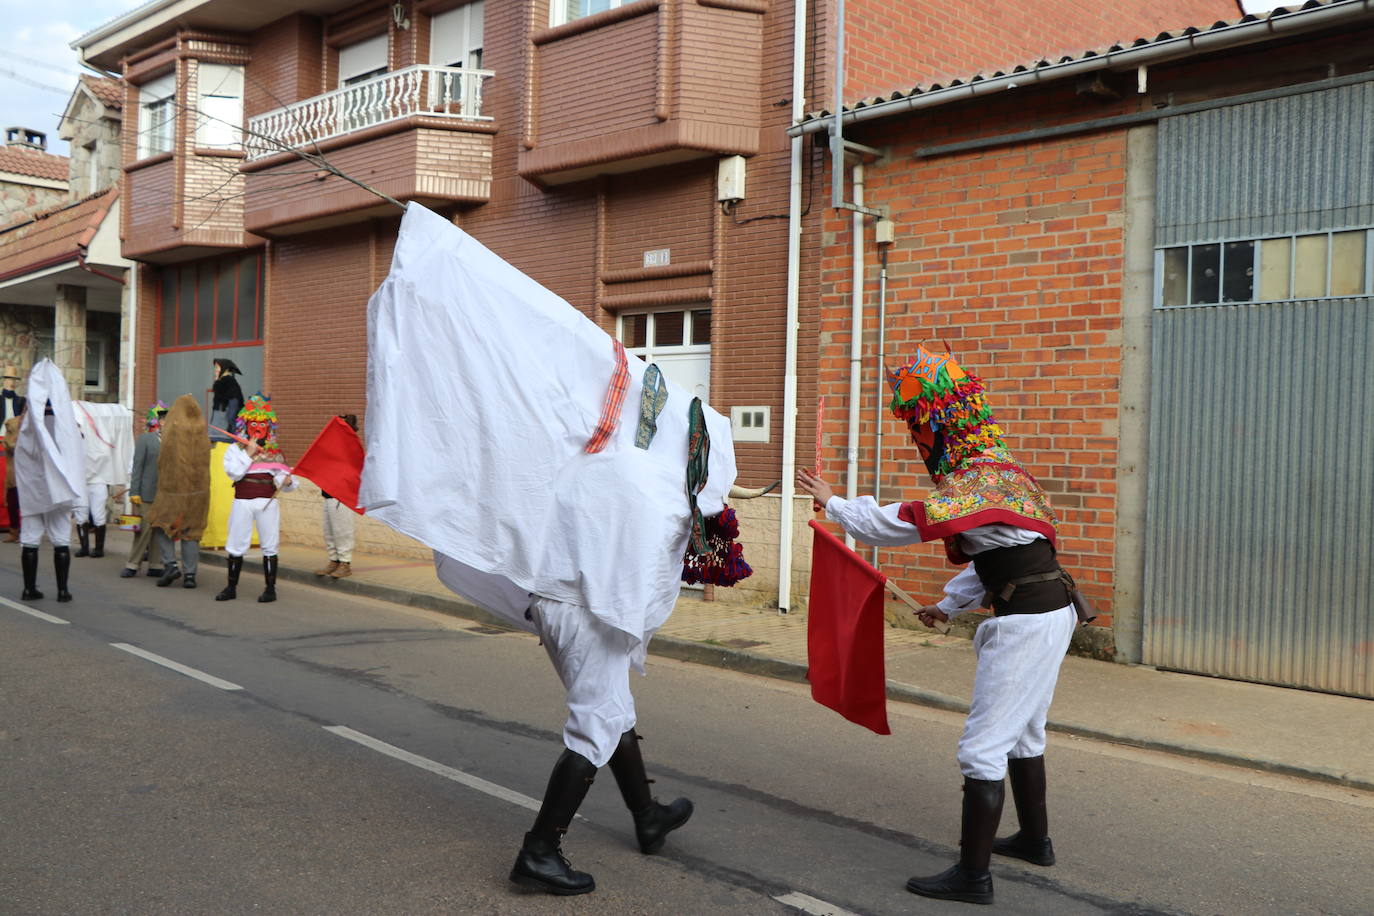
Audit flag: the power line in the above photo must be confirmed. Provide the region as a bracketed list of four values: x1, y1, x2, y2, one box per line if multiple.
[0, 67, 71, 96]
[0, 48, 83, 77]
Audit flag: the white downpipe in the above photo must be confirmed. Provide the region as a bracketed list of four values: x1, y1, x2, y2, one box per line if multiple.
[124, 264, 137, 413]
[777, 0, 807, 613]
[843, 163, 865, 549]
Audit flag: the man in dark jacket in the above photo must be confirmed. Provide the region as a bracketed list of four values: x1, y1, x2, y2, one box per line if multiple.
[120, 403, 174, 578]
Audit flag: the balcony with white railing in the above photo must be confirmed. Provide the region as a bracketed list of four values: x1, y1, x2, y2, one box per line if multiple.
[245, 65, 493, 161]
[241, 64, 497, 234]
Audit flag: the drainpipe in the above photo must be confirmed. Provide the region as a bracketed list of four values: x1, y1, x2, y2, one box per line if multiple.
[870, 235, 889, 564]
[777, 0, 807, 613]
[843, 162, 864, 549]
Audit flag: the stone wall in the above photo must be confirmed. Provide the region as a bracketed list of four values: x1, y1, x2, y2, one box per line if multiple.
[0, 304, 49, 388]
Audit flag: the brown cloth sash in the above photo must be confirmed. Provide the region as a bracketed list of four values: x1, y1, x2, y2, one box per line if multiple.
[233, 473, 276, 500]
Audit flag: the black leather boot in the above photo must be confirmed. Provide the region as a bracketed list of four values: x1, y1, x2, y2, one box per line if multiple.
[510, 749, 597, 895]
[215, 555, 242, 601]
[21, 546, 42, 600]
[906, 776, 1004, 905]
[91, 524, 106, 558]
[608, 729, 693, 854]
[993, 755, 1055, 866]
[257, 555, 278, 603]
[74, 522, 90, 557]
[54, 546, 72, 603]
[156, 564, 181, 587]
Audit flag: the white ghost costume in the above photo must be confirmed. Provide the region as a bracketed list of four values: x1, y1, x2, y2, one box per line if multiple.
[362, 204, 736, 766]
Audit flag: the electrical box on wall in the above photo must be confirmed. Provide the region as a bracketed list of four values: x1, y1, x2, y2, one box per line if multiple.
[717, 155, 746, 203]
[730, 405, 769, 443]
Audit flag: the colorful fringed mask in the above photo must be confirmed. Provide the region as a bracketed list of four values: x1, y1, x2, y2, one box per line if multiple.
[235, 392, 283, 460]
[887, 346, 1004, 481]
[146, 401, 168, 429]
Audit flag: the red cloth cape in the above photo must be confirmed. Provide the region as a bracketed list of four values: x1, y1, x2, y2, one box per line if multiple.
[805, 520, 891, 735]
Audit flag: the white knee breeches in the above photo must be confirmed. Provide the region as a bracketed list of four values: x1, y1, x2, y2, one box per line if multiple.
[530, 597, 638, 767]
[225, 497, 280, 557]
[957, 605, 1076, 780]
[21, 508, 72, 548]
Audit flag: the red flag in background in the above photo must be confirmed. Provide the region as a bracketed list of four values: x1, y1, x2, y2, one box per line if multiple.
[292, 416, 366, 515]
[806, 520, 891, 735]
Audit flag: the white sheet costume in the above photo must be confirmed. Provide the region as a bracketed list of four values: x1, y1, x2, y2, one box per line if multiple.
[361, 204, 731, 893]
[71, 401, 132, 553]
[362, 204, 735, 766]
[14, 360, 85, 601]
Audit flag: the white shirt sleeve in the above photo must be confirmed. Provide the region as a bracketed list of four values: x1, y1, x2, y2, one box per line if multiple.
[274, 469, 298, 492]
[223, 445, 251, 481]
[823, 495, 923, 547]
[937, 563, 987, 615]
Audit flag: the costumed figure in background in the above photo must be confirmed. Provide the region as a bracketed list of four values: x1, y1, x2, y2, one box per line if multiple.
[362, 205, 752, 897]
[217, 393, 296, 603]
[797, 345, 1091, 907]
[13, 359, 85, 602]
[315, 413, 358, 580]
[71, 402, 133, 560]
[3, 365, 27, 541]
[121, 402, 174, 579]
[204, 357, 245, 548]
[147, 395, 211, 589]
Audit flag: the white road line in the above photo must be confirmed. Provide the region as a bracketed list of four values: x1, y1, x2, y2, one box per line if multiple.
[773, 891, 862, 916]
[324, 725, 542, 813]
[110, 643, 244, 691]
[0, 595, 70, 625]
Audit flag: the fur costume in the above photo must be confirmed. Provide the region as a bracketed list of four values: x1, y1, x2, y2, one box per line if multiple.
[147, 394, 211, 540]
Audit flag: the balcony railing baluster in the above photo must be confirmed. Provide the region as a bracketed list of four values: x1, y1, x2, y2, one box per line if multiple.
[246, 65, 492, 161]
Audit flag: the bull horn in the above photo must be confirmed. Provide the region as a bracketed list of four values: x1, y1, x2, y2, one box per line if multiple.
[729, 480, 781, 499]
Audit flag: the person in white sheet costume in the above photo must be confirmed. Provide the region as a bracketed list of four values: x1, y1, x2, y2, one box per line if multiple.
[216, 393, 297, 604]
[360, 204, 747, 896]
[14, 359, 85, 602]
[71, 400, 133, 560]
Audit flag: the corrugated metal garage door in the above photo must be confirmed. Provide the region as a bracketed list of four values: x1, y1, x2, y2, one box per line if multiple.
[1144, 83, 1374, 697]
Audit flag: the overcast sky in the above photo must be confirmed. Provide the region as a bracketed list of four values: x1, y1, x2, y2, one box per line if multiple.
[0, 0, 141, 156]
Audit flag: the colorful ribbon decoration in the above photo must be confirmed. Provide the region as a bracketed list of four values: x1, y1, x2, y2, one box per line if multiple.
[585, 339, 629, 454]
[634, 364, 669, 449]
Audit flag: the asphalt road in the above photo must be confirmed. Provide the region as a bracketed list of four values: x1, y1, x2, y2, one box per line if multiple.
[2, 551, 1372, 915]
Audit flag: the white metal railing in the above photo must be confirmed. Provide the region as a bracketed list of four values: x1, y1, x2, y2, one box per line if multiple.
[245, 65, 493, 161]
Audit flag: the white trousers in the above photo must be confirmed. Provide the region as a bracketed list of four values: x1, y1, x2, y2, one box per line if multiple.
[75, 484, 108, 526]
[322, 498, 355, 563]
[530, 597, 638, 767]
[21, 508, 72, 548]
[226, 497, 280, 557]
[957, 605, 1076, 780]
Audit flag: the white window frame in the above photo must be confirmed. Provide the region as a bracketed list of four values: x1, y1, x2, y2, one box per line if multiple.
[338, 33, 389, 87]
[616, 308, 711, 361]
[550, 0, 630, 27]
[195, 63, 244, 150]
[137, 72, 176, 159]
[431, 1, 484, 69]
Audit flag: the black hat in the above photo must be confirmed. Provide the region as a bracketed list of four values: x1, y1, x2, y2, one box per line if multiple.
[214, 358, 243, 375]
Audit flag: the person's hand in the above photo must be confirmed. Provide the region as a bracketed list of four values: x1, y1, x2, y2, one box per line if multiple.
[916, 605, 950, 628]
[130, 495, 141, 506]
[246, 441, 262, 459]
[282, 475, 293, 488]
[796, 468, 835, 508]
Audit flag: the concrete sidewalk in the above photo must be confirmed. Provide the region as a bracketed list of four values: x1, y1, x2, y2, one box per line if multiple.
[191, 537, 1374, 792]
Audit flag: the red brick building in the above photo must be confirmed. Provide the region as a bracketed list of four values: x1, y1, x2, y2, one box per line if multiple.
[74, 0, 1235, 613]
[801, 0, 1374, 696]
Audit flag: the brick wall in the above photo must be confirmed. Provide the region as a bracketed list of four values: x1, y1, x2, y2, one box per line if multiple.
[844, 0, 1238, 100]
[817, 81, 1130, 628]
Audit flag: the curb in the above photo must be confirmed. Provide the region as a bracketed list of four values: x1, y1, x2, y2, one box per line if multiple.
[199, 550, 1374, 794]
